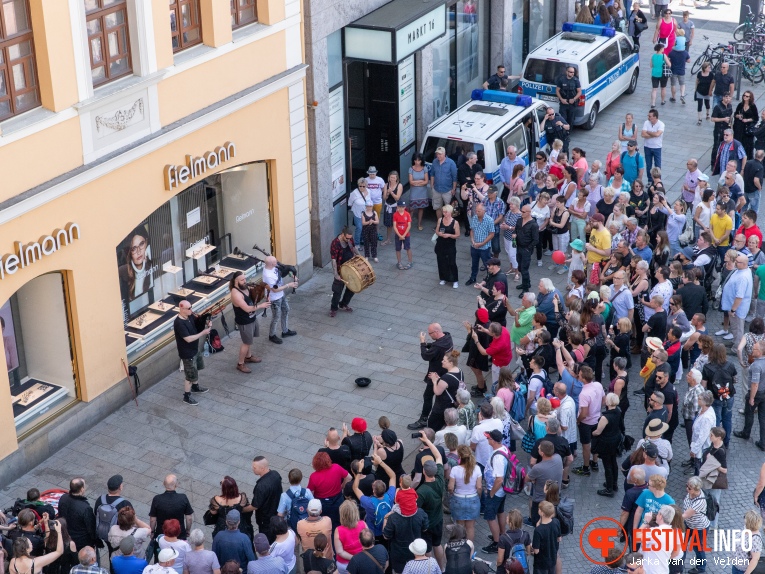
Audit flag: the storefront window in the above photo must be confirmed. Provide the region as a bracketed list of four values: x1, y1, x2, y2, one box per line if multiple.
[431, 0, 488, 120]
[3, 272, 78, 436]
[118, 162, 272, 361]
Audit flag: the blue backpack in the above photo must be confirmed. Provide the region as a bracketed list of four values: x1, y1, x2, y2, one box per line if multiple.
[285, 488, 310, 530]
[511, 385, 527, 422]
[372, 496, 392, 532]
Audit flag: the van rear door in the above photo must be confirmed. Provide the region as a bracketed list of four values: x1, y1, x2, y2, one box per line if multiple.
[422, 137, 487, 170]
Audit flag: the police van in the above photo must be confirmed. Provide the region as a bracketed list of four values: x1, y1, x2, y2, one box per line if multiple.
[421, 90, 548, 186]
[519, 23, 639, 130]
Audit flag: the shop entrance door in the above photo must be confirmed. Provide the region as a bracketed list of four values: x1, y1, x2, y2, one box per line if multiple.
[346, 61, 399, 187]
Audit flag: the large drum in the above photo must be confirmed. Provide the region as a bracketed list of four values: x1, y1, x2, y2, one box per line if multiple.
[340, 256, 376, 293]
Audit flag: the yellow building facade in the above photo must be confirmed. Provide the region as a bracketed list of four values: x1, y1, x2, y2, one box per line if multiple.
[0, 0, 310, 483]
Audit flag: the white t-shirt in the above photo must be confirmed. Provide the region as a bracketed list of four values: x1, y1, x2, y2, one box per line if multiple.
[435, 424, 469, 447]
[642, 119, 665, 149]
[556, 395, 578, 444]
[485, 447, 509, 498]
[527, 374, 545, 414]
[470, 418, 503, 468]
[642, 524, 675, 574]
[450, 465, 481, 496]
[262, 266, 284, 301]
[531, 203, 550, 229]
[365, 176, 385, 204]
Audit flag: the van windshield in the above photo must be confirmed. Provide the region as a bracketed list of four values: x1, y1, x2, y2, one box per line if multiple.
[422, 138, 485, 170]
[523, 60, 577, 85]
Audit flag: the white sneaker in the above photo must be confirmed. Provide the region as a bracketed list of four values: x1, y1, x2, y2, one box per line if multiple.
[453, 282, 459, 289]
[537, 260, 543, 267]
[723, 333, 734, 340]
[439, 280, 446, 285]
[715, 329, 729, 336]
[543, 250, 553, 256]
[547, 264, 556, 270]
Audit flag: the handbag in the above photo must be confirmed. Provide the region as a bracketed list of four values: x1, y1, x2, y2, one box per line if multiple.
[521, 417, 537, 453]
[712, 471, 728, 490]
[662, 63, 673, 78]
[635, 19, 648, 33]
[746, 122, 758, 136]
[509, 418, 527, 440]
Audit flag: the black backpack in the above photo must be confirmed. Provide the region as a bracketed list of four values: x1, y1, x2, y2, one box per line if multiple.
[702, 489, 718, 521]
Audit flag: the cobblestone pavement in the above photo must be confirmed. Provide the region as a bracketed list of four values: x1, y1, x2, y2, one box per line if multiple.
[2, 7, 765, 574]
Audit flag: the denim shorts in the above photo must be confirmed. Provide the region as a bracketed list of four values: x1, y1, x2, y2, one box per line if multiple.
[450, 493, 480, 521]
[483, 492, 507, 521]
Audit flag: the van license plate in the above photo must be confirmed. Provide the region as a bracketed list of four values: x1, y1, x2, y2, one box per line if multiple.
[539, 94, 558, 102]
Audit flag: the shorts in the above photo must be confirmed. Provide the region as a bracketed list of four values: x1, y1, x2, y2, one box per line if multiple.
[651, 76, 668, 88]
[569, 441, 577, 456]
[578, 422, 598, 445]
[450, 494, 480, 521]
[237, 320, 259, 344]
[431, 190, 453, 210]
[424, 521, 443, 548]
[482, 492, 507, 521]
[395, 236, 411, 251]
[670, 74, 685, 86]
[181, 357, 199, 383]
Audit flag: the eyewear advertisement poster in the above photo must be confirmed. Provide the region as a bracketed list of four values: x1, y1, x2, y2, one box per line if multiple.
[329, 86, 346, 202]
[116, 222, 161, 321]
[398, 55, 416, 152]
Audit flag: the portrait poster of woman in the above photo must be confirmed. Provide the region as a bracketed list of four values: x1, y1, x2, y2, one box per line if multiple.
[117, 224, 156, 315]
[0, 301, 19, 382]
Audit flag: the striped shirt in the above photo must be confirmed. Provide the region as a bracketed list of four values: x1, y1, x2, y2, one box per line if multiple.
[683, 494, 710, 530]
[503, 210, 521, 241]
[470, 215, 495, 250]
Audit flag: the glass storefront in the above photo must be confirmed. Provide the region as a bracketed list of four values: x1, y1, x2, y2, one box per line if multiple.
[510, 0, 557, 75]
[432, 0, 489, 120]
[3, 272, 78, 436]
[118, 161, 272, 361]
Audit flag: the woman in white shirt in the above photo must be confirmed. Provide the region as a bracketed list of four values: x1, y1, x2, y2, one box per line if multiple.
[157, 520, 191, 574]
[531, 192, 551, 267]
[448, 445, 482, 543]
[108, 507, 151, 558]
[693, 188, 714, 240]
[268, 516, 297, 573]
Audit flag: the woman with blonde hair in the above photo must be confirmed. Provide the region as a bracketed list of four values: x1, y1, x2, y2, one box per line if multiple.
[532, 397, 555, 440]
[605, 140, 622, 179]
[730, 510, 762, 574]
[448, 444, 482, 542]
[333, 501, 365, 572]
[434, 202, 460, 288]
[382, 171, 403, 244]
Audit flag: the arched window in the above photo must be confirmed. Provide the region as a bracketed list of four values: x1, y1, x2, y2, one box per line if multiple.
[84, 0, 132, 87]
[0, 0, 40, 121]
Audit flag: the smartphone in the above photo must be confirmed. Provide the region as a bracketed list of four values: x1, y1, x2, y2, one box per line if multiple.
[411, 433, 422, 439]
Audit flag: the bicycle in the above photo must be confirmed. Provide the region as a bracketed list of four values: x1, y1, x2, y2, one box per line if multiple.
[734, 4, 765, 42]
[690, 37, 728, 74]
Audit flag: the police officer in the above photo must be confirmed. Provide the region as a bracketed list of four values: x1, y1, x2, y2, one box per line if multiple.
[556, 66, 582, 128]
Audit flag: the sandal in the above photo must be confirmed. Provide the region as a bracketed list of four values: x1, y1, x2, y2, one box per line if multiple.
[397, 262, 406, 270]
[706, 113, 710, 120]
[697, 119, 702, 126]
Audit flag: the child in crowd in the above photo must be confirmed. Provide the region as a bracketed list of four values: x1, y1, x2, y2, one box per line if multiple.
[549, 139, 563, 165]
[566, 239, 587, 285]
[532, 501, 561, 574]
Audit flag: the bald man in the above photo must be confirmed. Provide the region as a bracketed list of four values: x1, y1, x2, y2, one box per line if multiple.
[408, 324, 454, 430]
[262, 256, 298, 345]
[173, 299, 210, 405]
[149, 475, 194, 544]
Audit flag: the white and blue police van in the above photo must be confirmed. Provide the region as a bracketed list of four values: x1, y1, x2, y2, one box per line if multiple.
[421, 90, 548, 186]
[519, 22, 639, 130]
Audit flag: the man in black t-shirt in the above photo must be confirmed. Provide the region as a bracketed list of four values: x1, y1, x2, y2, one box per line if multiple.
[656, 376, 679, 442]
[317, 428, 352, 472]
[410, 427, 446, 488]
[173, 300, 210, 406]
[530, 419, 574, 470]
[347, 528, 388, 573]
[711, 93, 733, 170]
[149, 474, 194, 541]
[556, 66, 581, 128]
[251, 456, 282, 543]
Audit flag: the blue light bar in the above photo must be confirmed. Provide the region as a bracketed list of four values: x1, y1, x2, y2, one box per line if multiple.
[471, 90, 533, 107]
[561, 22, 616, 37]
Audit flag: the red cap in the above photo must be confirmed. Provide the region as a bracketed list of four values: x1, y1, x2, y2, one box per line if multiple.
[351, 417, 367, 433]
[476, 308, 489, 323]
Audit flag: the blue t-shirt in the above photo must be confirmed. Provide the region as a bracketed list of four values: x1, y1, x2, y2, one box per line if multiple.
[620, 151, 645, 184]
[633, 245, 652, 264]
[360, 486, 396, 536]
[635, 490, 675, 526]
[668, 49, 690, 75]
[276, 486, 314, 515]
[721, 268, 753, 318]
[112, 556, 148, 574]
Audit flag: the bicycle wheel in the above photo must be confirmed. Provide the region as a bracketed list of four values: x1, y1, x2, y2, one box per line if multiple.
[734, 23, 750, 41]
[691, 53, 709, 75]
[743, 56, 764, 83]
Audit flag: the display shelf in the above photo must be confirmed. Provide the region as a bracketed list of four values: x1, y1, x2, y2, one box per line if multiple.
[185, 244, 215, 260]
[12, 379, 69, 427]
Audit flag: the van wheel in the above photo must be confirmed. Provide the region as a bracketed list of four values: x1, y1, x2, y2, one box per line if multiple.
[583, 103, 599, 130]
[626, 69, 639, 94]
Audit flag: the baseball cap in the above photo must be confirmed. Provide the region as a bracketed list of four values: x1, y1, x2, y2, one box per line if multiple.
[253, 533, 270, 553]
[484, 429, 503, 442]
[698, 173, 709, 182]
[107, 475, 123, 491]
[476, 308, 489, 323]
[307, 499, 322, 515]
[119, 536, 135, 556]
[226, 509, 240, 523]
[158, 548, 179, 563]
[397, 200, 406, 207]
[643, 441, 659, 458]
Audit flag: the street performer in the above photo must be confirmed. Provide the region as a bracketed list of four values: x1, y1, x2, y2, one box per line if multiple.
[330, 226, 361, 317]
[173, 300, 210, 406]
[230, 271, 270, 373]
[262, 256, 298, 345]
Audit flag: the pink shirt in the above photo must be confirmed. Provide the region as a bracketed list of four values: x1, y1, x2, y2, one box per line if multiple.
[307, 464, 348, 498]
[574, 158, 589, 186]
[578, 381, 605, 425]
[336, 522, 366, 564]
[496, 387, 515, 412]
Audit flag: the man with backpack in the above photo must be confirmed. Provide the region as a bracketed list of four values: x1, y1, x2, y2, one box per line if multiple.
[276, 469, 313, 531]
[355, 454, 396, 543]
[95, 476, 142, 557]
[482, 430, 510, 555]
[621, 140, 645, 184]
[525, 441, 563, 526]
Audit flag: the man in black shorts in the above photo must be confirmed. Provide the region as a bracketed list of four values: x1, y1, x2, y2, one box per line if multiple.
[173, 300, 210, 405]
[230, 271, 270, 373]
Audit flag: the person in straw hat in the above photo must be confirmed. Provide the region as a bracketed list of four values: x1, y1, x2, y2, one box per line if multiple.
[643, 419, 673, 471]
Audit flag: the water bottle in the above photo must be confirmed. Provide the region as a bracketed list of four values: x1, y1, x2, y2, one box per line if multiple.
[203, 341, 210, 357]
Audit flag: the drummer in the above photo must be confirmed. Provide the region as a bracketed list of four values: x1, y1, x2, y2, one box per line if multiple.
[330, 226, 362, 317]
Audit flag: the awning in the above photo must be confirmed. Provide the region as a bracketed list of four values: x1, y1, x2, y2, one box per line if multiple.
[344, 0, 446, 64]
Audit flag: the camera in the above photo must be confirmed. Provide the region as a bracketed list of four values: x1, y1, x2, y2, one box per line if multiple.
[411, 433, 423, 439]
[47, 520, 57, 527]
